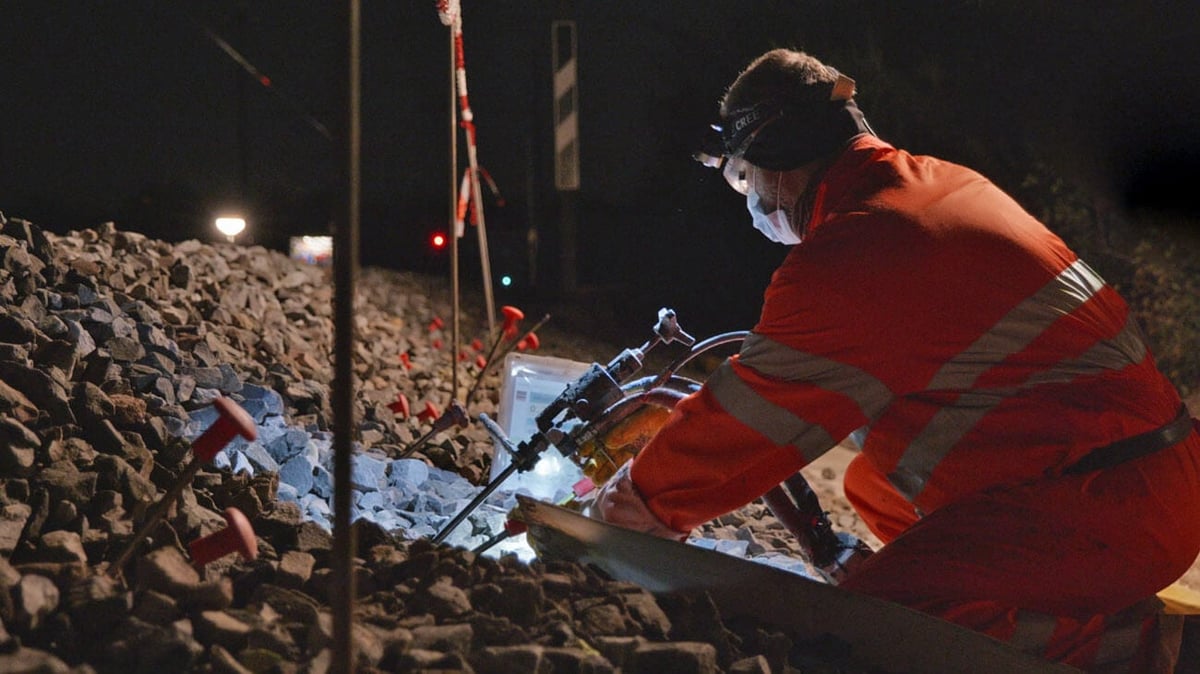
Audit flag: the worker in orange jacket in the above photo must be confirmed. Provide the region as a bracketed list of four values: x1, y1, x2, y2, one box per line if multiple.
[591, 48, 1200, 672]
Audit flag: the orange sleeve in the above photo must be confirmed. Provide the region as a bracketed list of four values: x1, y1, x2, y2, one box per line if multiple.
[628, 385, 808, 532]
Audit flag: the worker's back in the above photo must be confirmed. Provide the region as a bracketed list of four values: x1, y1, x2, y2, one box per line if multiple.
[759, 134, 1184, 514]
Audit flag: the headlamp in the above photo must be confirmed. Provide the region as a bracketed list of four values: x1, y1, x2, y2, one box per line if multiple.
[692, 102, 785, 195]
[692, 125, 726, 170]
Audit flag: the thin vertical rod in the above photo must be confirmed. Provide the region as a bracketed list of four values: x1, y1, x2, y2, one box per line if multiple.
[331, 1, 360, 671]
[449, 24, 460, 402]
[465, 129, 495, 333]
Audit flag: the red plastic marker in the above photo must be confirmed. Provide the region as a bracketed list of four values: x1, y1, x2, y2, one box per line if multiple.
[417, 401, 440, 423]
[388, 393, 411, 418]
[192, 397, 258, 463]
[429, 316, 445, 331]
[501, 305, 524, 339]
[517, 333, 542, 351]
[398, 400, 470, 459]
[472, 517, 529, 555]
[189, 507, 258, 567]
[399, 353, 412, 370]
[107, 397, 256, 577]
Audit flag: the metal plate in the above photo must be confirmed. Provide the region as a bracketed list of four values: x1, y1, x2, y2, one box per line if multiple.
[518, 496, 1077, 674]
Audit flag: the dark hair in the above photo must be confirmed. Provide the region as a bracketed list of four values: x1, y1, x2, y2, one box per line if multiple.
[720, 49, 840, 118]
[715, 49, 872, 170]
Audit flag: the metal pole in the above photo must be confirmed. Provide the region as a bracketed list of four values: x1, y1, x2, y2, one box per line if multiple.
[234, 9, 249, 199]
[331, 1, 360, 671]
[449, 22, 461, 403]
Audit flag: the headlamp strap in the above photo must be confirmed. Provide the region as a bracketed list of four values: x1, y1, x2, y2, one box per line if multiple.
[721, 70, 856, 155]
[722, 102, 783, 156]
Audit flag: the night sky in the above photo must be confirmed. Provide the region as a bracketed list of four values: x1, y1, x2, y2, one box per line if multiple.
[4, 2, 1200, 339]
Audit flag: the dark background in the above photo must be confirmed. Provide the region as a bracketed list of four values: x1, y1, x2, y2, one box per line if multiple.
[4, 1, 1199, 342]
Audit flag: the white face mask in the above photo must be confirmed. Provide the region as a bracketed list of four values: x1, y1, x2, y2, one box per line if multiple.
[746, 171, 802, 245]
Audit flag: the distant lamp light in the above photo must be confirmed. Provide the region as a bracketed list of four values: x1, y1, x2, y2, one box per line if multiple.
[501, 275, 513, 287]
[215, 216, 247, 243]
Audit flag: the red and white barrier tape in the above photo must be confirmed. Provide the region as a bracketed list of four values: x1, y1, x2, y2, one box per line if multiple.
[435, 0, 460, 26]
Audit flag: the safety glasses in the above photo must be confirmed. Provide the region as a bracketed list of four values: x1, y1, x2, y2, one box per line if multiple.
[722, 154, 754, 195]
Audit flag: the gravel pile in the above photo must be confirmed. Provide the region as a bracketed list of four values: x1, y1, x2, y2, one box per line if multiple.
[0, 212, 883, 673]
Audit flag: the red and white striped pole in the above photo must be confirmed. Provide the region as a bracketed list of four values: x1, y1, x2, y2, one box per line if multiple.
[439, 1, 496, 335]
[456, 168, 471, 228]
[452, 11, 497, 334]
[456, 165, 505, 244]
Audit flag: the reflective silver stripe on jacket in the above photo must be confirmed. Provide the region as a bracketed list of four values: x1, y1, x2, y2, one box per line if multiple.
[738, 333, 894, 408]
[705, 259, 1144, 496]
[888, 260, 1146, 500]
[1006, 599, 1155, 668]
[1091, 597, 1164, 671]
[706, 334, 893, 463]
[1007, 610, 1059, 655]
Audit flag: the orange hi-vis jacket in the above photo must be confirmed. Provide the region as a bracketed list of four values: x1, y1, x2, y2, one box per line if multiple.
[628, 135, 1200, 668]
[632, 134, 1188, 531]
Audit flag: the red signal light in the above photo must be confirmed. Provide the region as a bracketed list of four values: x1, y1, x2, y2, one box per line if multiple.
[431, 232, 447, 249]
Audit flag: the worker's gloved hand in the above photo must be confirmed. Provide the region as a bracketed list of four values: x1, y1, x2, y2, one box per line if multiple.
[584, 460, 688, 542]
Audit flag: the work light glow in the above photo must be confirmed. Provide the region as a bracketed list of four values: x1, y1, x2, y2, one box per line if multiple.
[215, 217, 247, 242]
